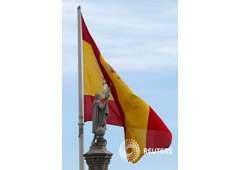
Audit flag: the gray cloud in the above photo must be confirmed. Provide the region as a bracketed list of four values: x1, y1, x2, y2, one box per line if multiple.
[63, 0, 177, 73]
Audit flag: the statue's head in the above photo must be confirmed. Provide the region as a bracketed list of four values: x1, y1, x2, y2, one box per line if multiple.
[95, 93, 102, 100]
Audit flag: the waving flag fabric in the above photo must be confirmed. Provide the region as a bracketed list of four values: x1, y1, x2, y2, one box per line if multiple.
[82, 15, 172, 163]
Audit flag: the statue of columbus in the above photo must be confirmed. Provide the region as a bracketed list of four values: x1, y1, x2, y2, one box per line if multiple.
[91, 85, 111, 146]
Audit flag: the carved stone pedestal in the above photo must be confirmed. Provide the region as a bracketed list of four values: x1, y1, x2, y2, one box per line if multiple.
[83, 144, 113, 170]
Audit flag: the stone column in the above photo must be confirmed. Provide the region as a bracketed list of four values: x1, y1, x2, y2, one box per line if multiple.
[83, 144, 113, 170]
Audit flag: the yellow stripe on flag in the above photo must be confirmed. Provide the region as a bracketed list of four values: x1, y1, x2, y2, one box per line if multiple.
[83, 40, 114, 100]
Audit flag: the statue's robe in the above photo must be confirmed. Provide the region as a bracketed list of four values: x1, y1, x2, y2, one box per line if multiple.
[92, 99, 109, 134]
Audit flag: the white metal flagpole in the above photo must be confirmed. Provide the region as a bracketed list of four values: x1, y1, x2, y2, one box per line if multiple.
[77, 5, 85, 170]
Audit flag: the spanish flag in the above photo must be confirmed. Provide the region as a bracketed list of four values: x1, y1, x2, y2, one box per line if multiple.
[82, 15, 172, 163]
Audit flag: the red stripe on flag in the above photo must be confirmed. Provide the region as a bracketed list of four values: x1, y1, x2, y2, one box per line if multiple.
[146, 107, 172, 149]
[81, 16, 91, 44]
[84, 95, 123, 126]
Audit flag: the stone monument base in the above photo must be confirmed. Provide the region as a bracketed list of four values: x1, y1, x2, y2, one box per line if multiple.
[83, 144, 113, 170]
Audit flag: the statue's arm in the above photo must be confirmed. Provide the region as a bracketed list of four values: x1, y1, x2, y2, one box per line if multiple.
[98, 103, 105, 109]
[98, 99, 108, 109]
[104, 99, 109, 117]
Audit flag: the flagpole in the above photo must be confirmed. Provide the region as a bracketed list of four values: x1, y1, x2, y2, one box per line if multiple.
[77, 5, 85, 170]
